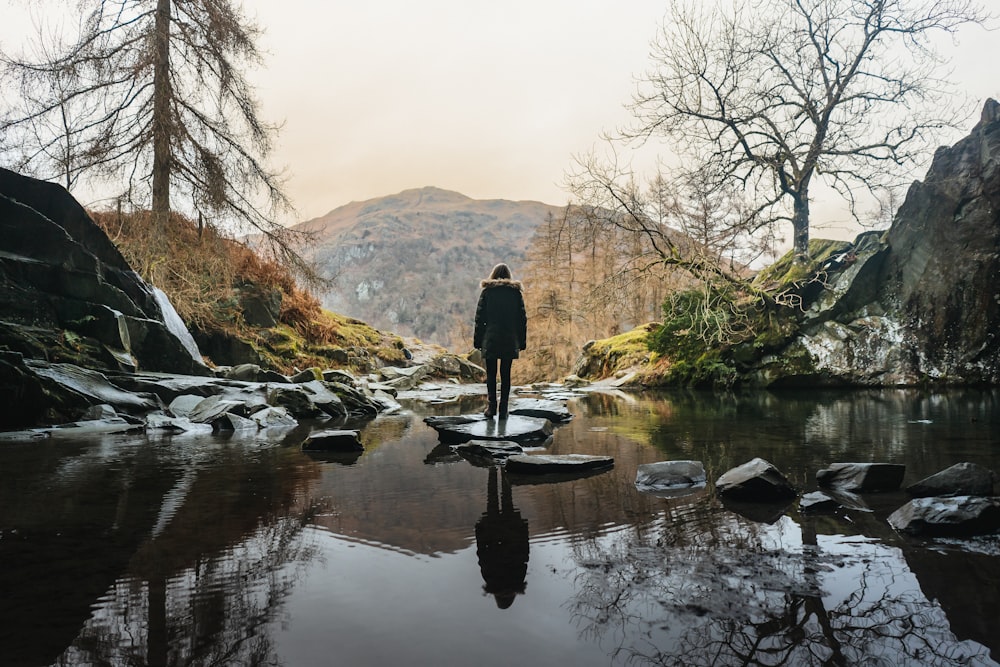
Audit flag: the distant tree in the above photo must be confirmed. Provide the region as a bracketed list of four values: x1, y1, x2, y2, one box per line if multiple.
[620, 0, 989, 261]
[0, 0, 304, 270]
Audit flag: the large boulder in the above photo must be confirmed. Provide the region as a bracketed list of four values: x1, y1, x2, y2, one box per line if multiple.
[750, 100, 1000, 386]
[0, 168, 209, 378]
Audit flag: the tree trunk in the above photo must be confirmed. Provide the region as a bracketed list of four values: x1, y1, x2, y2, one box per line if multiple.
[792, 192, 810, 262]
[151, 0, 172, 238]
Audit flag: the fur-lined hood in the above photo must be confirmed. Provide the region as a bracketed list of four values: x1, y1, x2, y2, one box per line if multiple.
[480, 278, 523, 290]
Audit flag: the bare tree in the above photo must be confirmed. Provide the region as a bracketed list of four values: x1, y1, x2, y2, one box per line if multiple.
[624, 0, 989, 261]
[0, 0, 301, 266]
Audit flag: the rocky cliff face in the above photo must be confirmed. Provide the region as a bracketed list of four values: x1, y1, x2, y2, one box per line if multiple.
[754, 99, 1000, 386]
[0, 168, 209, 425]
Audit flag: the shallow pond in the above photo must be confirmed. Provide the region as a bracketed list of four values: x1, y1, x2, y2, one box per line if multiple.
[2, 387, 999, 666]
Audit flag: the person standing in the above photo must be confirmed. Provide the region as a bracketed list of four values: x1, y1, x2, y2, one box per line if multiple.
[473, 263, 527, 419]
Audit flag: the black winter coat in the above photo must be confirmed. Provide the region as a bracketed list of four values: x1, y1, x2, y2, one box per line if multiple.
[473, 279, 527, 360]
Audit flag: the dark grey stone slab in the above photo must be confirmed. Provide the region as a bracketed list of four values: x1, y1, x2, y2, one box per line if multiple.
[505, 454, 614, 475]
[454, 440, 524, 464]
[816, 462, 905, 492]
[888, 496, 1000, 536]
[302, 429, 363, 452]
[508, 399, 573, 423]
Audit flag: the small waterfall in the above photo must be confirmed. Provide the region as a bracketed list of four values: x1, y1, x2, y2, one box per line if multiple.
[151, 286, 204, 364]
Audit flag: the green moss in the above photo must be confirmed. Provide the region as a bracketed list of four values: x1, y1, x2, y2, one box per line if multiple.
[753, 239, 852, 289]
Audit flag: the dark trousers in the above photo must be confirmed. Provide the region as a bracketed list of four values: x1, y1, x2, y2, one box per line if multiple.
[485, 358, 513, 416]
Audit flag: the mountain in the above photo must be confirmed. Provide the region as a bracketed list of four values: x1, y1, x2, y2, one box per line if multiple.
[293, 187, 565, 349]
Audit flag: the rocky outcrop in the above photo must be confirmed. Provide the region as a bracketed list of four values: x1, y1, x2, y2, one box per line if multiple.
[0, 168, 209, 378]
[751, 100, 1000, 386]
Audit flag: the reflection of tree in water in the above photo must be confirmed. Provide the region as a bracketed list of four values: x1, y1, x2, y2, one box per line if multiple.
[568, 498, 994, 666]
[54, 510, 320, 667]
[476, 466, 529, 609]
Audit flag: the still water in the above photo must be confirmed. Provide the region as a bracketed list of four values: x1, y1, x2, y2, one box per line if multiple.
[2, 388, 999, 666]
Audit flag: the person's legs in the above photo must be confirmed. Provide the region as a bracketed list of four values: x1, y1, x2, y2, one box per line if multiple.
[498, 358, 513, 419]
[484, 357, 498, 418]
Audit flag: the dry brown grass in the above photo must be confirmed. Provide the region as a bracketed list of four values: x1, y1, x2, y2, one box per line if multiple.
[92, 209, 333, 343]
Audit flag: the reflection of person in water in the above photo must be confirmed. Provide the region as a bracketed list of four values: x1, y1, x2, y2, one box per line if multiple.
[475, 466, 529, 609]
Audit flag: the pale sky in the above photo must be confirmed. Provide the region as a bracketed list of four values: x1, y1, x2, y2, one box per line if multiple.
[2, 1, 997, 238]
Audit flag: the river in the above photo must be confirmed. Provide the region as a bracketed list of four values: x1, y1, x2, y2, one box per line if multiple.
[2, 387, 998, 666]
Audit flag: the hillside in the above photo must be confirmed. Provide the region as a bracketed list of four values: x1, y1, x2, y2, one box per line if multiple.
[293, 187, 566, 350]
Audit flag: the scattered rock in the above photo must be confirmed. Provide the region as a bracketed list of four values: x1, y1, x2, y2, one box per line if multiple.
[251, 406, 298, 429]
[454, 440, 523, 465]
[301, 429, 364, 452]
[888, 496, 1000, 537]
[906, 462, 996, 498]
[428, 353, 485, 382]
[323, 368, 359, 384]
[799, 491, 842, 514]
[816, 462, 905, 492]
[508, 398, 573, 423]
[716, 458, 797, 502]
[635, 460, 707, 494]
[505, 454, 614, 474]
[288, 368, 320, 383]
[379, 365, 432, 390]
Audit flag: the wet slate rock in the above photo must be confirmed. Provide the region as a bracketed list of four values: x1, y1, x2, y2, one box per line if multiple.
[716, 458, 797, 502]
[816, 462, 905, 492]
[424, 415, 484, 428]
[799, 491, 842, 514]
[508, 399, 573, 423]
[186, 395, 249, 423]
[906, 462, 996, 498]
[302, 429, 364, 452]
[505, 453, 614, 475]
[635, 460, 707, 494]
[426, 414, 553, 444]
[454, 440, 524, 465]
[251, 406, 298, 429]
[888, 496, 1000, 537]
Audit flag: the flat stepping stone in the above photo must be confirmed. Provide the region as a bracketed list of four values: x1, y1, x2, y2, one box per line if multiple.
[505, 454, 614, 474]
[508, 399, 573, 423]
[427, 414, 553, 444]
[301, 429, 363, 452]
[454, 440, 523, 464]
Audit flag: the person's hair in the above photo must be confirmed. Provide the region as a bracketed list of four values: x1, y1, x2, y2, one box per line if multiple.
[489, 263, 512, 280]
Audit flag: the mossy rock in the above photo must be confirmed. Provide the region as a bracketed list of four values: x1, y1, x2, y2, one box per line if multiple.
[753, 239, 852, 290]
